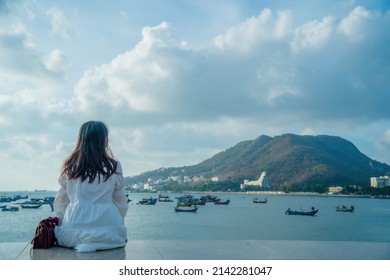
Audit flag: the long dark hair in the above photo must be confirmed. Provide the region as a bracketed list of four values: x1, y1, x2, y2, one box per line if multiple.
[61, 121, 118, 183]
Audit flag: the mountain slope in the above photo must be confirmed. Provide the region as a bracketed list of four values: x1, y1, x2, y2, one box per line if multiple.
[125, 134, 390, 188]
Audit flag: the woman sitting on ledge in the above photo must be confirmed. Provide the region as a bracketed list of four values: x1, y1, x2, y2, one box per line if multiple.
[53, 121, 128, 253]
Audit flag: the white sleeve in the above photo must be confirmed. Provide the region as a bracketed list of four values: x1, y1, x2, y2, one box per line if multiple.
[53, 174, 70, 220]
[113, 162, 128, 218]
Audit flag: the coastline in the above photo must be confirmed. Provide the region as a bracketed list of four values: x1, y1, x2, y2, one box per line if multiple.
[135, 190, 379, 199]
[1, 189, 388, 200]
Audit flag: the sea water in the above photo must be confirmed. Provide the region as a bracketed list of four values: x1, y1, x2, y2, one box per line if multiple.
[1, 191, 390, 243]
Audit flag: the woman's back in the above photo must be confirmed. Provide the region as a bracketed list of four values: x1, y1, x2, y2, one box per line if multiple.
[62, 171, 123, 205]
[53, 121, 128, 252]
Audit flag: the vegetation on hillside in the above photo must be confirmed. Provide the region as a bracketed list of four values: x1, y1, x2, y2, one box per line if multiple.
[125, 134, 390, 193]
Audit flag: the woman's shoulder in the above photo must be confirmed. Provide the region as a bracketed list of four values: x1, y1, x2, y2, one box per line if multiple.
[58, 173, 69, 186]
[115, 160, 123, 173]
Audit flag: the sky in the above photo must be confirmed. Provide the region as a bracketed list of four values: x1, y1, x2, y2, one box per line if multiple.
[0, 0, 389, 191]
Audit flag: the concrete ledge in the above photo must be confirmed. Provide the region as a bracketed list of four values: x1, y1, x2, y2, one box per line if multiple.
[2, 240, 389, 260]
[0, 242, 31, 260]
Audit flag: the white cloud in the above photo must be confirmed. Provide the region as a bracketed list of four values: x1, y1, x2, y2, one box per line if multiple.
[0, 24, 67, 88]
[138, 21, 185, 53]
[214, 9, 274, 53]
[274, 10, 293, 39]
[0, 115, 9, 127]
[71, 5, 390, 139]
[338, 6, 376, 41]
[300, 128, 318, 136]
[385, 130, 390, 142]
[73, 22, 188, 114]
[290, 16, 334, 53]
[377, 129, 390, 150]
[109, 117, 264, 176]
[213, 9, 292, 52]
[45, 49, 69, 73]
[46, 7, 70, 39]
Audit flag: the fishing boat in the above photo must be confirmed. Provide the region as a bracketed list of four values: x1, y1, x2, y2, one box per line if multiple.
[336, 205, 355, 212]
[285, 207, 318, 216]
[158, 194, 173, 202]
[214, 199, 230, 205]
[192, 199, 206, 205]
[174, 206, 199, 212]
[24, 196, 54, 205]
[177, 201, 193, 206]
[137, 197, 157, 205]
[1, 206, 19, 212]
[176, 195, 194, 206]
[20, 203, 42, 209]
[253, 198, 268, 203]
[0, 196, 12, 202]
[200, 195, 220, 202]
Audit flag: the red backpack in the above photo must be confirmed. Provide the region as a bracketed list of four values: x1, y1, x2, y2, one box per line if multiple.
[31, 216, 59, 249]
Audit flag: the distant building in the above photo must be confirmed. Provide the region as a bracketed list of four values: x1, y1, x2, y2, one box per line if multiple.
[212, 176, 221, 182]
[328, 186, 343, 193]
[193, 176, 206, 182]
[371, 176, 390, 188]
[241, 171, 272, 191]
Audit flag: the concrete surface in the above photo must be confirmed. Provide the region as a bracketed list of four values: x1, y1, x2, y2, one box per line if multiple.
[1, 240, 389, 260]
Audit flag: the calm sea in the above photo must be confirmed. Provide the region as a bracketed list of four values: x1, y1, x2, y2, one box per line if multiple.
[1, 191, 390, 243]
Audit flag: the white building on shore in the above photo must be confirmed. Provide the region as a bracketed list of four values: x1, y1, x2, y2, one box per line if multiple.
[371, 176, 390, 188]
[241, 171, 272, 191]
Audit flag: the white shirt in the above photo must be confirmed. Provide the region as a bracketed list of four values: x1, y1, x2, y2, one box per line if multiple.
[53, 162, 128, 252]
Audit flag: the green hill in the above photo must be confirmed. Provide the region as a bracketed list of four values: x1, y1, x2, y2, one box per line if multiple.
[125, 134, 390, 188]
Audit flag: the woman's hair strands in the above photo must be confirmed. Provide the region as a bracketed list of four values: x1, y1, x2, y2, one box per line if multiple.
[62, 121, 118, 183]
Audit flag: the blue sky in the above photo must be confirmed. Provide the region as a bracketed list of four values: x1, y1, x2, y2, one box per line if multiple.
[0, 0, 389, 191]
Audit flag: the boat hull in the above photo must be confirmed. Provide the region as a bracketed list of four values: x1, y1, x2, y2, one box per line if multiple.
[285, 209, 318, 216]
[137, 198, 157, 205]
[20, 204, 42, 209]
[174, 206, 199, 212]
[1, 206, 19, 212]
[214, 199, 230, 205]
[336, 208, 354, 212]
[253, 198, 267, 203]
